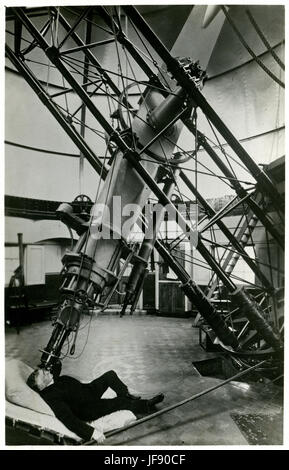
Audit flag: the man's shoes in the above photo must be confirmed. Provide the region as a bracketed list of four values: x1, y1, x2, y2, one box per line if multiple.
[146, 393, 165, 410]
[133, 394, 165, 417]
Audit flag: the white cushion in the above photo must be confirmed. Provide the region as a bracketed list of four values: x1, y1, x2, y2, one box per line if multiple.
[5, 358, 54, 415]
[90, 410, 136, 433]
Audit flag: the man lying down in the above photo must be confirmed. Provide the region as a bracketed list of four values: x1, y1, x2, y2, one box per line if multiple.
[27, 364, 164, 443]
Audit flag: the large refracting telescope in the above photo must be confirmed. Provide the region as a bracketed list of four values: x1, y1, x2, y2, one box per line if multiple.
[40, 59, 202, 369]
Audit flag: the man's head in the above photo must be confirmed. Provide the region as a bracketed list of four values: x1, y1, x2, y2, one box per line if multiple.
[27, 368, 54, 392]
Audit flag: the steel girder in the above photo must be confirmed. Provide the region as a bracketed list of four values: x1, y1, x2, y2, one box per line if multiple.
[59, 6, 284, 251]
[50, 7, 283, 250]
[184, 120, 284, 248]
[122, 5, 284, 214]
[6, 7, 282, 351]
[10, 8, 237, 290]
[96, 6, 284, 251]
[5, 45, 107, 178]
[179, 171, 273, 291]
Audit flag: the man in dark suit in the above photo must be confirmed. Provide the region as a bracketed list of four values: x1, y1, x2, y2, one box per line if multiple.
[27, 367, 164, 443]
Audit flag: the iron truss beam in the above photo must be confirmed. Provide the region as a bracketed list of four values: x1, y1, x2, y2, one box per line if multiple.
[7, 7, 282, 351]
[56, 5, 284, 251]
[5, 195, 60, 220]
[5, 45, 107, 178]
[56, 5, 283, 250]
[180, 171, 273, 291]
[11, 7, 239, 293]
[98, 6, 284, 255]
[55, 9, 125, 98]
[122, 5, 284, 214]
[185, 120, 284, 249]
[96, 6, 162, 85]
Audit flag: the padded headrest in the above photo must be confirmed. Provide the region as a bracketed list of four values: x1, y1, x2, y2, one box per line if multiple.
[5, 358, 54, 416]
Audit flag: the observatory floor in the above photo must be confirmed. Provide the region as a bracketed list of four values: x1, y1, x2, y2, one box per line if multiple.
[5, 314, 283, 446]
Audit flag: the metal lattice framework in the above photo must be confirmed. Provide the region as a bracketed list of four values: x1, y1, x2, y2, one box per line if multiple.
[5, 6, 284, 371]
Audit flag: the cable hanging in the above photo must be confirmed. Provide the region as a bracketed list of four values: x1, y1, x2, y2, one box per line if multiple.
[207, 39, 285, 82]
[221, 6, 285, 89]
[246, 9, 285, 71]
[5, 140, 79, 157]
